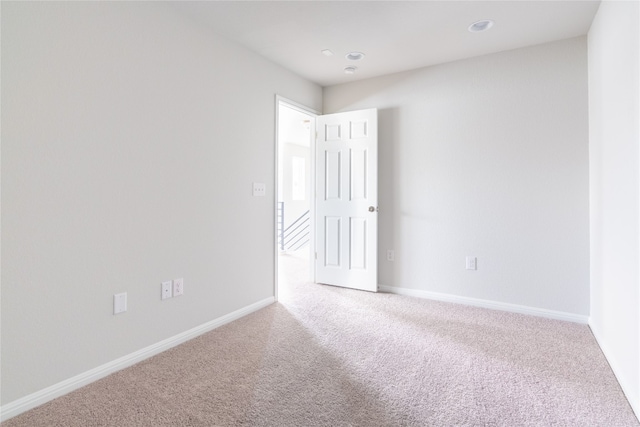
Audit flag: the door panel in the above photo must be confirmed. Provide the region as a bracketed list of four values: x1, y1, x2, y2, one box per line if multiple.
[324, 216, 342, 267]
[325, 151, 342, 200]
[349, 217, 367, 270]
[350, 148, 368, 200]
[316, 108, 377, 292]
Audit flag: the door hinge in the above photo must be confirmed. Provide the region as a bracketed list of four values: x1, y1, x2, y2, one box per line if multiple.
[315, 252, 318, 260]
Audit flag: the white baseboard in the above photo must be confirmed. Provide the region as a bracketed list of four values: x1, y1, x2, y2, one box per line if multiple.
[378, 285, 589, 324]
[0, 296, 275, 422]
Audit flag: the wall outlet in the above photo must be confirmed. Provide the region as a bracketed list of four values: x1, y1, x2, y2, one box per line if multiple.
[173, 278, 184, 297]
[387, 249, 395, 262]
[253, 182, 266, 197]
[161, 281, 173, 300]
[466, 256, 477, 270]
[114, 292, 127, 314]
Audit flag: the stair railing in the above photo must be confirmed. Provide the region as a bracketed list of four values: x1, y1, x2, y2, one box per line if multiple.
[277, 202, 310, 252]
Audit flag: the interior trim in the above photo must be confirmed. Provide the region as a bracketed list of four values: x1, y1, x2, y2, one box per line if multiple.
[379, 285, 589, 324]
[0, 296, 275, 422]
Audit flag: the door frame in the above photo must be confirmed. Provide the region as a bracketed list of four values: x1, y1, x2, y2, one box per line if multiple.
[274, 96, 320, 301]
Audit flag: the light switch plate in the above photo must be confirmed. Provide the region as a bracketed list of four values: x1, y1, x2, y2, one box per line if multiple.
[253, 182, 266, 197]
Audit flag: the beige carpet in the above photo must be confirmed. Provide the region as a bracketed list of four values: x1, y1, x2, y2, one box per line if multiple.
[5, 252, 639, 426]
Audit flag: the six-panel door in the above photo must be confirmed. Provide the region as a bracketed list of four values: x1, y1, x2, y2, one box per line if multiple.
[315, 108, 378, 292]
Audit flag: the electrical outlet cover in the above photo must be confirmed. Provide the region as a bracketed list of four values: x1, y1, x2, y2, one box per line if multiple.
[173, 278, 184, 297]
[466, 256, 478, 270]
[114, 292, 127, 314]
[387, 250, 395, 262]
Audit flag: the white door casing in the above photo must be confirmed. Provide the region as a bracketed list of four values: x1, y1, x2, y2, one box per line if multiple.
[315, 108, 378, 292]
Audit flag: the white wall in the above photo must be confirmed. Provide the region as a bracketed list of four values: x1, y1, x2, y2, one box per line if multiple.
[588, 0, 640, 418]
[324, 37, 590, 317]
[1, 2, 321, 405]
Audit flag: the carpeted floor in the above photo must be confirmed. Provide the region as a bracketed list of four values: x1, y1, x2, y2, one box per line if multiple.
[4, 251, 639, 426]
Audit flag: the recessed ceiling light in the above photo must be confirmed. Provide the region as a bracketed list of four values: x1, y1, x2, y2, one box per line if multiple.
[345, 51, 365, 61]
[468, 20, 494, 33]
[344, 66, 357, 75]
[321, 49, 334, 57]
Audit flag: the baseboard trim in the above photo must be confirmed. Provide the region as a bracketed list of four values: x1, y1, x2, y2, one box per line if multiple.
[378, 285, 588, 324]
[0, 296, 275, 422]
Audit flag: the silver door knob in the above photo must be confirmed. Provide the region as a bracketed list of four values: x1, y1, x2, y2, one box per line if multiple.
[369, 206, 376, 212]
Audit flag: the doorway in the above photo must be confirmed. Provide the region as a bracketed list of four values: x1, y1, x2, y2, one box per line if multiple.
[275, 98, 317, 300]
[275, 99, 379, 298]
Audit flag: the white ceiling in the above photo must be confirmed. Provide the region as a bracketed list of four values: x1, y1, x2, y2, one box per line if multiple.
[169, 1, 600, 87]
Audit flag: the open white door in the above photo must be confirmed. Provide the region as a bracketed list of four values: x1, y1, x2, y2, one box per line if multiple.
[315, 108, 377, 292]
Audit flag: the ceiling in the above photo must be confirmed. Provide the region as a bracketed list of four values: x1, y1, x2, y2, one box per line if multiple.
[168, 1, 600, 87]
